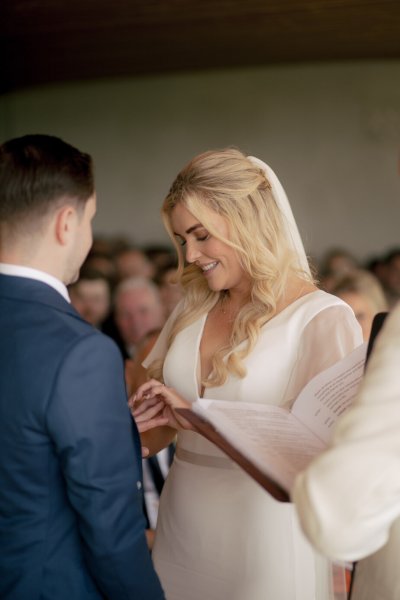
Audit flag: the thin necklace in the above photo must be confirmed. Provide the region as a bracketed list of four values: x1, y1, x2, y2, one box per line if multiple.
[218, 293, 243, 322]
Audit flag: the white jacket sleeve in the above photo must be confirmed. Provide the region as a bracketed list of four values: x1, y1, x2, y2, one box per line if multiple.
[292, 302, 400, 561]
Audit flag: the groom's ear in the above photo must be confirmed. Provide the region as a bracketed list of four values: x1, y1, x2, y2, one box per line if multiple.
[54, 205, 78, 246]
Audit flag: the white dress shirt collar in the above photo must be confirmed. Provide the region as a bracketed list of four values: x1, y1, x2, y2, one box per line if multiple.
[0, 263, 70, 303]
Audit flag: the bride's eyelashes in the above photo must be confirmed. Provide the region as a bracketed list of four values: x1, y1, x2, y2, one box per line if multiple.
[197, 233, 210, 242]
[175, 232, 211, 246]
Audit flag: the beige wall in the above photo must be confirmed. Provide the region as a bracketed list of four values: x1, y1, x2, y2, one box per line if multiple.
[1, 61, 400, 265]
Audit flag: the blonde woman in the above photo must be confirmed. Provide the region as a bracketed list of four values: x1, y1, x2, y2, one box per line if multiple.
[131, 148, 363, 600]
[331, 269, 388, 341]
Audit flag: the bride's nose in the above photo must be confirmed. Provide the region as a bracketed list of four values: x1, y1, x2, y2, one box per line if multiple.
[185, 240, 201, 264]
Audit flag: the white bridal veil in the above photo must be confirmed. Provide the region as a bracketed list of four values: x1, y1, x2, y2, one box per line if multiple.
[247, 156, 311, 277]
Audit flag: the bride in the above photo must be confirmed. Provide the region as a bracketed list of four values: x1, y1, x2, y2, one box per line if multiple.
[131, 148, 362, 599]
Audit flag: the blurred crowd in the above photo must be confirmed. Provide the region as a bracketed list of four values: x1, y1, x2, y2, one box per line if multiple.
[68, 236, 183, 386]
[316, 246, 400, 342]
[69, 236, 400, 354]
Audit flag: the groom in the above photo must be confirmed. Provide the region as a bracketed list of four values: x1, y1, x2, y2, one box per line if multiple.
[0, 134, 164, 599]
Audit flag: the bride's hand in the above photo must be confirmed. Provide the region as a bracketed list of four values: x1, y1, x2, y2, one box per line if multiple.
[130, 379, 193, 431]
[129, 395, 170, 432]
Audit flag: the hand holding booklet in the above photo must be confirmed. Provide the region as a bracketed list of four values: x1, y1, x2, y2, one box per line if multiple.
[176, 343, 367, 502]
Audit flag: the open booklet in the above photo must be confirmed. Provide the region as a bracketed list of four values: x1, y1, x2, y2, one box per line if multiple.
[176, 342, 367, 503]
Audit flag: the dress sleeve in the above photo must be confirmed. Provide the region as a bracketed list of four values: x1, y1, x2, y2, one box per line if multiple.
[292, 302, 400, 561]
[284, 304, 363, 407]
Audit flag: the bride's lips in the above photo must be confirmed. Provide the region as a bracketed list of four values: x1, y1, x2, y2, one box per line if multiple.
[199, 261, 218, 275]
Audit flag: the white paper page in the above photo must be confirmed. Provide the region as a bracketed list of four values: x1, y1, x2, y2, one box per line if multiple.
[194, 400, 325, 493]
[291, 343, 367, 444]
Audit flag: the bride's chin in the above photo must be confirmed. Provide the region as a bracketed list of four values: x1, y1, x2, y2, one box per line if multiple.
[207, 282, 223, 292]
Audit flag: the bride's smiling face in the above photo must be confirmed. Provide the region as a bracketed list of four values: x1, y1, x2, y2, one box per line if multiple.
[170, 202, 251, 295]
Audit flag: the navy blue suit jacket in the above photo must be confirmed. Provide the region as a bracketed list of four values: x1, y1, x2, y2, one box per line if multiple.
[0, 274, 164, 600]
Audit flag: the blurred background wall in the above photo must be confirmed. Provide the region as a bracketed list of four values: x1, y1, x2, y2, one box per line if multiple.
[1, 1, 400, 266]
[2, 60, 399, 265]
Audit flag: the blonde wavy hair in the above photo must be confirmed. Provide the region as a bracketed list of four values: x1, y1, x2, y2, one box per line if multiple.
[148, 147, 312, 388]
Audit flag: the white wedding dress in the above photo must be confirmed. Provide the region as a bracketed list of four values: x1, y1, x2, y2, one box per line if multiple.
[144, 290, 363, 600]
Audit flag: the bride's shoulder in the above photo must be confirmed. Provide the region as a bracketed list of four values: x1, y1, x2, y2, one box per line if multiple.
[282, 287, 353, 323]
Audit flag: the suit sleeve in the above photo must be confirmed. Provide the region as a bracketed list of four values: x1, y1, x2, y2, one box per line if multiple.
[292, 302, 400, 562]
[46, 332, 165, 599]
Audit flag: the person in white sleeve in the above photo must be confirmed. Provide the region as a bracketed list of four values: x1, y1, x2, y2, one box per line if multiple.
[293, 301, 400, 600]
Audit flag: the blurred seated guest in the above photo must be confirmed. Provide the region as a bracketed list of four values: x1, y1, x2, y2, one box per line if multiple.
[68, 266, 112, 328]
[331, 269, 388, 341]
[109, 276, 165, 359]
[90, 235, 117, 257]
[144, 244, 177, 275]
[319, 247, 359, 292]
[366, 254, 388, 286]
[382, 247, 400, 309]
[84, 250, 118, 284]
[154, 260, 184, 317]
[115, 246, 155, 281]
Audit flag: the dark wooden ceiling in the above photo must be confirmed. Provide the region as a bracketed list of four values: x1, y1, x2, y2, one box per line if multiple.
[1, 0, 400, 93]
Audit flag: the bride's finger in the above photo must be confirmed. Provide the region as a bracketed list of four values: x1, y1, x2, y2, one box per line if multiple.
[131, 396, 160, 416]
[135, 384, 169, 406]
[135, 378, 164, 397]
[133, 385, 165, 405]
[153, 386, 190, 410]
[134, 400, 165, 423]
[137, 416, 170, 432]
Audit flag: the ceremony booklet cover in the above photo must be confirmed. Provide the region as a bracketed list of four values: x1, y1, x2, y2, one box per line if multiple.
[176, 343, 367, 503]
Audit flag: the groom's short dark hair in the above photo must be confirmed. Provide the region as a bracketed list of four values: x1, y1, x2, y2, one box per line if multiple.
[0, 134, 94, 226]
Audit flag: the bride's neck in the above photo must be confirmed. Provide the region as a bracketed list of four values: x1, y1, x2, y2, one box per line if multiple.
[276, 276, 317, 314]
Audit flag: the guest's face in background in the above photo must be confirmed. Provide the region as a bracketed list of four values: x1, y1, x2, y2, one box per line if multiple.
[336, 290, 376, 342]
[115, 249, 155, 281]
[114, 287, 164, 346]
[158, 267, 183, 316]
[386, 256, 400, 296]
[70, 278, 111, 327]
[170, 203, 251, 296]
